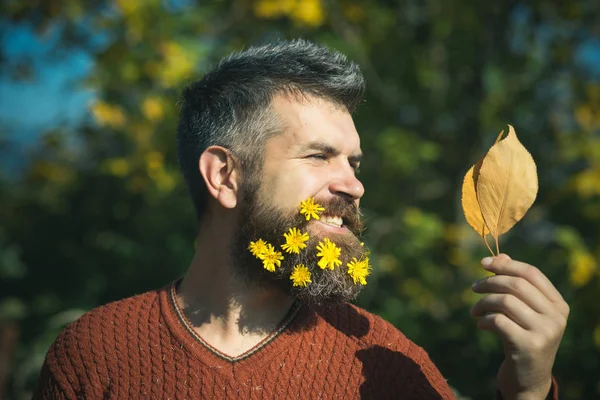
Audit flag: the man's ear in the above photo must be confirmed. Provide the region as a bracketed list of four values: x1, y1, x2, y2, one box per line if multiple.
[199, 146, 242, 209]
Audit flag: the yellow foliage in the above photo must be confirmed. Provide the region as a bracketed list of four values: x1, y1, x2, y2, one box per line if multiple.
[403, 207, 423, 227]
[400, 278, 422, 298]
[159, 42, 198, 88]
[253, 0, 325, 27]
[115, 0, 143, 17]
[254, 0, 295, 17]
[448, 247, 469, 268]
[105, 158, 130, 178]
[65, 2, 83, 19]
[142, 96, 164, 122]
[569, 249, 597, 287]
[378, 254, 398, 273]
[145, 151, 164, 173]
[344, 3, 365, 22]
[573, 167, 600, 198]
[121, 62, 140, 82]
[131, 122, 152, 146]
[91, 101, 127, 128]
[291, 0, 325, 27]
[143, 151, 175, 192]
[154, 169, 176, 192]
[29, 161, 74, 185]
[594, 325, 600, 349]
[575, 105, 594, 131]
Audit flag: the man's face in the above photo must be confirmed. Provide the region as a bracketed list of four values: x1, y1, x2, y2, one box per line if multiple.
[230, 95, 369, 305]
[259, 95, 365, 231]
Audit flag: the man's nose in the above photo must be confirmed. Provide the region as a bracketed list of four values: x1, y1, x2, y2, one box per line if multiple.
[328, 166, 365, 202]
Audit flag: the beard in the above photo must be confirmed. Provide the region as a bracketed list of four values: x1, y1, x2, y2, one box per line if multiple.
[229, 179, 368, 306]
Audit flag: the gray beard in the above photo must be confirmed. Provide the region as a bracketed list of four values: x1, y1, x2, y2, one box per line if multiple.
[229, 183, 368, 306]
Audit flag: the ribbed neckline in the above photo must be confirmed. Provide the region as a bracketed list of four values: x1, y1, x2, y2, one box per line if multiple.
[158, 279, 310, 381]
[167, 281, 302, 363]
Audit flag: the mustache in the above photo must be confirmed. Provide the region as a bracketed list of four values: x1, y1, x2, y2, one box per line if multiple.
[304, 197, 364, 235]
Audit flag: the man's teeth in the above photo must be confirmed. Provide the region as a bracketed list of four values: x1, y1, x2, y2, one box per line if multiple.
[321, 215, 343, 227]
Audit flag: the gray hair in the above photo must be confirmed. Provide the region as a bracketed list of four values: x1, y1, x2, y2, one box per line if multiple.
[176, 39, 366, 221]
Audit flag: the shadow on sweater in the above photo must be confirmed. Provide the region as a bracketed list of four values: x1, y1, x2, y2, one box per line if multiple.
[308, 302, 371, 338]
[356, 346, 444, 400]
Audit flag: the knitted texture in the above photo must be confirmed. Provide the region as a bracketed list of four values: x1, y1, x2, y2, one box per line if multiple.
[34, 283, 456, 399]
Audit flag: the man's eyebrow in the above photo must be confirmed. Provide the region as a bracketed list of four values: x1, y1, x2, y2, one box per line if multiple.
[300, 141, 338, 155]
[300, 141, 363, 161]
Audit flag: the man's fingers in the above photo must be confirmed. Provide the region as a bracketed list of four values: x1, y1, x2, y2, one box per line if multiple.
[481, 254, 567, 314]
[470, 293, 540, 330]
[472, 275, 554, 315]
[476, 312, 527, 343]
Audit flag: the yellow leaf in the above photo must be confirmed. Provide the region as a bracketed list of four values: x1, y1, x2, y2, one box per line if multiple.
[462, 163, 489, 237]
[476, 125, 538, 239]
[461, 130, 504, 238]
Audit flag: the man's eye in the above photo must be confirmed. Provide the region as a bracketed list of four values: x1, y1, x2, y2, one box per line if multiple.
[308, 154, 328, 160]
[351, 164, 361, 174]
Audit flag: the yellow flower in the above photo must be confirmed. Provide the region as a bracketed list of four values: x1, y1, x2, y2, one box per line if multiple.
[290, 264, 312, 287]
[281, 227, 310, 254]
[248, 239, 269, 258]
[316, 238, 342, 270]
[347, 257, 371, 285]
[261, 243, 284, 272]
[299, 197, 325, 221]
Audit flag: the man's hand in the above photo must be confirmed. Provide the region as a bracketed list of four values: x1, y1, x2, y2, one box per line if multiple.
[470, 254, 569, 400]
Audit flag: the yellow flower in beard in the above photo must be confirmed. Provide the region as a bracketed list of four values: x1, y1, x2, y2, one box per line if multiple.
[299, 197, 325, 221]
[290, 264, 312, 287]
[316, 238, 342, 270]
[261, 243, 284, 272]
[347, 257, 371, 285]
[248, 239, 269, 258]
[281, 227, 310, 254]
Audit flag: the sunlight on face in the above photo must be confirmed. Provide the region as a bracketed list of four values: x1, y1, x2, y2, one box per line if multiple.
[259, 94, 365, 215]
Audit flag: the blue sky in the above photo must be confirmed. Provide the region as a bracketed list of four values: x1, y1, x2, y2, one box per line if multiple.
[0, 21, 95, 138]
[1, 9, 599, 174]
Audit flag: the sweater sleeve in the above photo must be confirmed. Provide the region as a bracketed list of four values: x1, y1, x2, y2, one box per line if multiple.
[495, 376, 559, 400]
[402, 343, 457, 400]
[354, 306, 456, 399]
[32, 360, 72, 400]
[31, 317, 104, 400]
[356, 341, 456, 399]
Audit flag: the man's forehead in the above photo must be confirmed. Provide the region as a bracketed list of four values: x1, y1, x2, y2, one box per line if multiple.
[269, 94, 362, 153]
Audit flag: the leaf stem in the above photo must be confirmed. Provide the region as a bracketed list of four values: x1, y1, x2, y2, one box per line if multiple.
[482, 235, 495, 256]
[495, 236, 500, 255]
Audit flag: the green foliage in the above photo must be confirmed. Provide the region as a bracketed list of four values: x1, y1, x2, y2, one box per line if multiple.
[1, 0, 599, 398]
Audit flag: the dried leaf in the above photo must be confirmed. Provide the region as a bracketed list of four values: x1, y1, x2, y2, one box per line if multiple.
[476, 125, 538, 239]
[461, 130, 505, 238]
[461, 163, 488, 237]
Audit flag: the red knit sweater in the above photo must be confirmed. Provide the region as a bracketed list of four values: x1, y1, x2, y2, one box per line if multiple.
[34, 282, 457, 399]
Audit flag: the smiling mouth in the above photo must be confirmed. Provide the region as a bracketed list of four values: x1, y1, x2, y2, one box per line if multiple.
[320, 214, 344, 228]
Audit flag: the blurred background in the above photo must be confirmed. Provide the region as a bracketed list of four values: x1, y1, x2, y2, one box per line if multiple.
[0, 0, 599, 398]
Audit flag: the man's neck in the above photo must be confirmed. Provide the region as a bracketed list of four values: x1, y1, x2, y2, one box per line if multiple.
[176, 228, 295, 357]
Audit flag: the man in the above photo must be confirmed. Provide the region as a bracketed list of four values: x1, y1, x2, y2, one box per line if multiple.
[34, 40, 568, 399]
